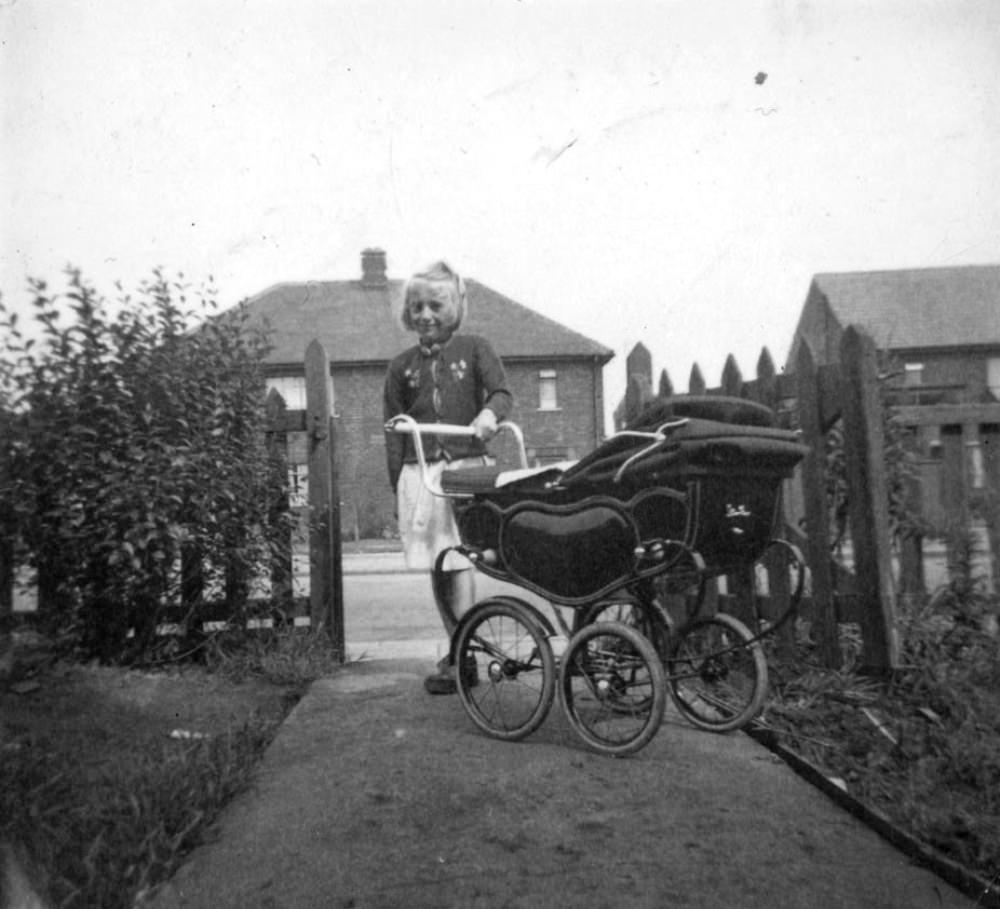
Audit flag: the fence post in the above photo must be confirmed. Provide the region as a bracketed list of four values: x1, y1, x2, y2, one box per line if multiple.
[718, 355, 758, 624]
[180, 544, 204, 619]
[982, 423, 1000, 593]
[754, 347, 795, 657]
[305, 340, 344, 657]
[626, 343, 653, 397]
[0, 411, 12, 620]
[329, 409, 344, 656]
[796, 340, 840, 667]
[689, 363, 706, 395]
[839, 326, 899, 672]
[721, 354, 742, 397]
[940, 425, 967, 572]
[624, 374, 649, 426]
[0, 534, 12, 620]
[265, 389, 294, 614]
[657, 369, 674, 399]
[898, 468, 926, 607]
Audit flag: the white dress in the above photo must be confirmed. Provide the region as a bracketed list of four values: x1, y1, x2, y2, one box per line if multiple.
[395, 457, 488, 571]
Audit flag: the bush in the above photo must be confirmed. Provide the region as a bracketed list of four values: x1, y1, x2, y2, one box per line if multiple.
[0, 269, 288, 663]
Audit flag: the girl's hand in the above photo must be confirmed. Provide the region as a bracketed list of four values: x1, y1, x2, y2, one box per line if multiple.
[471, 408, 498, 441]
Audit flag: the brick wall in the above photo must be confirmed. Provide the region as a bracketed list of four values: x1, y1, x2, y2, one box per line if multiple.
[281, 356, 607, 540]
[503, 359, 604, 463]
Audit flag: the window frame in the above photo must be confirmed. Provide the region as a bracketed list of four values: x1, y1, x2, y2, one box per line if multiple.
[265, 375, 307, 411]
[903, 362, 924, 388]
[537, 368, 559, 412]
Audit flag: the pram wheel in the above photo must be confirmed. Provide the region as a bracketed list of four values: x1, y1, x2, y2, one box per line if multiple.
[580, 597, 672, 660]
[578, 597, 670, 716]
[666, 613, 767, 732]
[749, 538, 807, 636]
[559, 621, 665, 757]
[654, 548, 708, 626]
[487, 595, 557, 638]
[453, 598, 556, 741]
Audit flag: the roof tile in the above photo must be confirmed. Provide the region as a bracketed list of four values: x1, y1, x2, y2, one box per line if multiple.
[236, 278, 613, 365]
[814, 264, 1000, 350]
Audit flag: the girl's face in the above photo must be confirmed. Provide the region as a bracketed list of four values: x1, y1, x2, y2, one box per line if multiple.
[406, 280, 459, 343]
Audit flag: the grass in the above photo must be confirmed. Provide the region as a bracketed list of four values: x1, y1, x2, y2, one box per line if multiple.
[2, 719, 276, 907]
[203, 625, 348, 687]
[1, 628, 345, 908]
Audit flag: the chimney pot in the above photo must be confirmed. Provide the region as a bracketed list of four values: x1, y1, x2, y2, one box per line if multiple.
[361, 248, 387, 287]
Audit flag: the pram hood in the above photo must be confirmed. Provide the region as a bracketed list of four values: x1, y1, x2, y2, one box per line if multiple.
[558, 395, 808, 489]
[626, 394, 779, 429]
[558, 417, 807, 489]
[440, 395, 809, 496]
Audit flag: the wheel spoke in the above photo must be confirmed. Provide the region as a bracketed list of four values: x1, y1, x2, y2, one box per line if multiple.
[666, 614, 767, 732]
[454, 600, 555, 741]
[559, 622, 665, 756]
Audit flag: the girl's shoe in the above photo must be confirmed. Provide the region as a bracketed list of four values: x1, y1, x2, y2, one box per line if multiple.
[423, 656, 478, 695]
[423, 666, 457, 695]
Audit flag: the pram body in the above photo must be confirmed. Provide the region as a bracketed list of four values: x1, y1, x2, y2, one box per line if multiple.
[387, 396, 808, 756]
[441, 401, 807, 604]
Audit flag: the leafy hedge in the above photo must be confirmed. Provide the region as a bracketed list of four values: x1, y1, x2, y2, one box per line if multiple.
[0, 269, 287, 663]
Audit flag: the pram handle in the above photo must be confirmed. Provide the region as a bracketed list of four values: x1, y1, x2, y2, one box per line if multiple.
[610, 419, 689, 483]
[385, 414, 528, 497]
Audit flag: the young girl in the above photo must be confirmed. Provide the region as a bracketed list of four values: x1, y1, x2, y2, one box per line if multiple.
[383, 261, 513, 694]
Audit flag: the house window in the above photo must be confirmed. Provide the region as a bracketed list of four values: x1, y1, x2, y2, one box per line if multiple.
[266, 376, 307, 410]
[903, 363, 924, 387]
[967, 442, 985, 490]
[924, 425, 942, 459]
[988, 358, 1000, 401]
[538, 370, 559, 411]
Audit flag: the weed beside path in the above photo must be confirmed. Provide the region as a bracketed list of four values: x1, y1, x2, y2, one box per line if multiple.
[758, 625, 1000, 894]
[0, 644, 322, 908]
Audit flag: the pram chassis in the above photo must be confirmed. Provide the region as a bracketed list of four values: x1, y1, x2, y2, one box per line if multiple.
[386, 414, 805, 756]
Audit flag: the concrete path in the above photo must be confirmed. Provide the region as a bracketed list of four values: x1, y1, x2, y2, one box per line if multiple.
[140, 553, 980, 908]
[146, 657, 975, 909]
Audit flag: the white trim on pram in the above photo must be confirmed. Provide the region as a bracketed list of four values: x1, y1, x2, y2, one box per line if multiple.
[494, 462, 578, 487]
[385, 414, 528, 497]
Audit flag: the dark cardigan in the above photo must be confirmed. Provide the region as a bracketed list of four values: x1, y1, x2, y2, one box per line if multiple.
[383, 333, 513, 492]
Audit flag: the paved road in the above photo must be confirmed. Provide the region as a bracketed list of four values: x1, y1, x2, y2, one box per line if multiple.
[342, 552, 555, 663]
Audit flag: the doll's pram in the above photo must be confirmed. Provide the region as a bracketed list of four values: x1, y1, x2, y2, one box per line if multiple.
[387, 396, 808, 756]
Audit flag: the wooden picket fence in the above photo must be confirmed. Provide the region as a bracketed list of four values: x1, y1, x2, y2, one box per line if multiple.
[12, 324, 975, 675]
[621, 325, 902, 673]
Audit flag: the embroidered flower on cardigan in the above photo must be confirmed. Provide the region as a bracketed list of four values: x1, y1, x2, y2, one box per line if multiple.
[449, 358, 468, 382]
[404, 366, 420, 390]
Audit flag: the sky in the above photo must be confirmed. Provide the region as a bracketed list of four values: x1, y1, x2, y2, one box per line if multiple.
[2, 0, 999, 428]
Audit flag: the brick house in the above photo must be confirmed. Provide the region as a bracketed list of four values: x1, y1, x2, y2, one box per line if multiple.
[240, 249, 614, 538]
[785, 264, 1000, 529]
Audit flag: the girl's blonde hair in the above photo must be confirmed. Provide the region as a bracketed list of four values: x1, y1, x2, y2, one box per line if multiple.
[398, 260, 468, 332]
